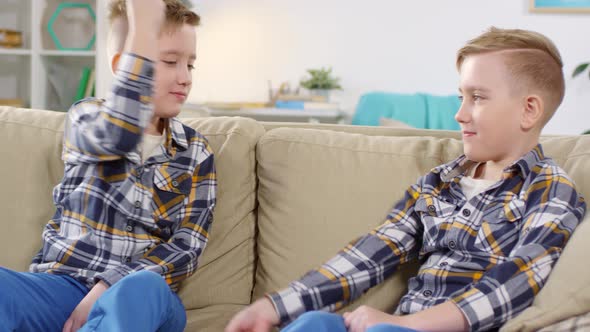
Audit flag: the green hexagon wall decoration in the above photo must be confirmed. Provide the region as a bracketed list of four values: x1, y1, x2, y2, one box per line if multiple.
[48, 3, 96, 51]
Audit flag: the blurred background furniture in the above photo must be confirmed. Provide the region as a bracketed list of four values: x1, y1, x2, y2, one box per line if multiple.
[352, 92, 461, 130]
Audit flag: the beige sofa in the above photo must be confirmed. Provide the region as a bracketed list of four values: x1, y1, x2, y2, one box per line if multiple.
[0, 106, 588, 332]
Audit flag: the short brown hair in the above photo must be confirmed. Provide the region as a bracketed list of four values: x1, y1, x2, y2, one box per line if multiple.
[109, 0, 200, 27]
[456, 27, 565, 125]
[107, 0, 200, 57]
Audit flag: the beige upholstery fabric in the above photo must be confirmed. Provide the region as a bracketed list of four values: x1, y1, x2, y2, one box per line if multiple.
[253, 127, 464, 311]
[0, 107, 66, 271]
[185, 304, 245, 332]
[379, 117, 414, 129]
[537, 311, 590, 332]
[178, 117, 265, 309]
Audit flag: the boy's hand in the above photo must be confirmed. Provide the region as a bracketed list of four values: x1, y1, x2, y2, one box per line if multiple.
[124, 0, 166, 60]
[62, 281, 109, 332]
[343, 305, 408, 332]
[126, 0, 166, 34]
[225, 298, 280, 332]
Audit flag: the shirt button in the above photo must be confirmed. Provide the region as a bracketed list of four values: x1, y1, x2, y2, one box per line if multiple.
[134, 200, 141, 208]
[125, 225, 133, 232]
[423, 289, 433, 297]
[448, 240, 457, 250]
[462, 209, 471, 217]
[171, 180, 179, 187]
[427, 205, 436, 213]
[439, 261, 448, 267]
[122, 256, 132, 263]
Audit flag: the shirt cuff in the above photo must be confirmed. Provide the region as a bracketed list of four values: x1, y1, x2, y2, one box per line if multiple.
[451, 288, 494, 332]
[116, 53, 155, 91]
[267, 287, 307, 325]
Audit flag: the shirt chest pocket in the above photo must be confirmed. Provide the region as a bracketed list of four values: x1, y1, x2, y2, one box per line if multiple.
[415, 195, 457, 248]
[152, 165, 192, 221]
[475, 198, 525, 255]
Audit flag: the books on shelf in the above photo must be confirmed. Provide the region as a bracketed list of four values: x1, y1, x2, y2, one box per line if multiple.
[74, 67, 95, 102]
[0, 29, 23, 48]
[0, 98, 24, 107]
[84, 68, 96, 98]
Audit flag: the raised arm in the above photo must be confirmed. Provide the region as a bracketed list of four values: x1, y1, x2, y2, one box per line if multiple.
[63, 0, 165, 163]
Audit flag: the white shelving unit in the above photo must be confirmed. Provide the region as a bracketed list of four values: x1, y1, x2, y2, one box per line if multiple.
[0, 0, 107, 111]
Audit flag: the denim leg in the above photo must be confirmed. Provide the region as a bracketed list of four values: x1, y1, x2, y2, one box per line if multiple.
[281, 311, 347, 332]
[80, 271, 186, 332]
[0, 267, 89, 332]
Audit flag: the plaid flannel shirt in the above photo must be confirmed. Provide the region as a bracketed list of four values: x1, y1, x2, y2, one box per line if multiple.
[269, 145, 586, 331]
[30, 53, 217, 291]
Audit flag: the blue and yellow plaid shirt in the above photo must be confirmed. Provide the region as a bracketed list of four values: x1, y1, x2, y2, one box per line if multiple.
[30, 53, 216, 291]
[269, 145, 586, 331]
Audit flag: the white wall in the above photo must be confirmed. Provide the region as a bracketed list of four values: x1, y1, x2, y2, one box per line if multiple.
[189, 0, 590, 135]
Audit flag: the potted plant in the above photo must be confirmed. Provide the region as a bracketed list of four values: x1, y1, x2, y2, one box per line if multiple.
[300, 67, 342, 101]
[572, 62, 590, 134]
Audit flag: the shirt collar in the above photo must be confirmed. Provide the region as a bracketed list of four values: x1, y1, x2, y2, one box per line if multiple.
[437, 144, 545, 182]
[125, 117, 188, 163]
[164, 117, 189, 152]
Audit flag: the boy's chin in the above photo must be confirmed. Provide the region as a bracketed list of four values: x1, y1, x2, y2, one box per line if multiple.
[153, 105, 182, 119]
[463, 149, 487, 163]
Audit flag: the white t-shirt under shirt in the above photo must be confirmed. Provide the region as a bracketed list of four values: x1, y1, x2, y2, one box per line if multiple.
[460, 164, 497, 201]
[140, 133, 165, 163]
[460, 176, 496, 201]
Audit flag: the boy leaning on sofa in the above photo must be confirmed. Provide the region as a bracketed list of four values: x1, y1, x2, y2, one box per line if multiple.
[0, 2, 586, 332]
[226, 27, 587, 332]
[0, 0, 216, 331]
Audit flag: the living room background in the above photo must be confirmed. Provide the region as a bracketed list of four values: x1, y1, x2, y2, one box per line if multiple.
[91, 0, 588, 135]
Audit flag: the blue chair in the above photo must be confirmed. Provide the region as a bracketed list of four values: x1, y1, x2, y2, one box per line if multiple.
[351, 92, 461, 130]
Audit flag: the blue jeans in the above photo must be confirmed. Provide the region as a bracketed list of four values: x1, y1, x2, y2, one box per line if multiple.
[0, 267, 186, 332]
[282, 311, 420, 332]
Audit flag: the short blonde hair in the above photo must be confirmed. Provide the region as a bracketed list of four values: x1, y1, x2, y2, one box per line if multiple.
[457, 27, 565, 125]
[107, 0, 200, 58]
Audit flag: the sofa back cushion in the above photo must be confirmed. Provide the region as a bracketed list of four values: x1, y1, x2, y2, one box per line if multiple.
[253, 127, 464, 311]
[0, 107, 66, 271]
[254, 125, 590, 324]
[179, 117, 265, 309]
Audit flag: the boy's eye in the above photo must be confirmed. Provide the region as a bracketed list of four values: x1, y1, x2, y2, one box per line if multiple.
[458, 95, 464, 101]
[162, 60, 176, 65]
[473, 95, 482, 101]
[188, 64, 195, 71]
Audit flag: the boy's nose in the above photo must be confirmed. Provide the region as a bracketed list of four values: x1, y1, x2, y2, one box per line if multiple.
[455, 103, 470, 123]
[177, 67, 192, 85]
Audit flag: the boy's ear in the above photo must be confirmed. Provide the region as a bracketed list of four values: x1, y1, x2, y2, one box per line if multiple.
[521, 94, 544, 131]
[110, 53, 122, 74]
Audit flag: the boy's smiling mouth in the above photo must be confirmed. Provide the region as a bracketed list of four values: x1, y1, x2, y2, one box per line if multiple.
[170, 91, 187, 101]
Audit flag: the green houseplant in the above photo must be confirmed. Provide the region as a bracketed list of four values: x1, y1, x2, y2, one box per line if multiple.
[572, 62, 590, 135]
[300, 67, 342, 101]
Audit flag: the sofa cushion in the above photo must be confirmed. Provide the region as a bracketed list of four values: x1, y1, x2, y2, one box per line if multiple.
[253, 127, 464, 311]
[178, 116, 265, 310]
[185, 304, 245, 332]
[0, 107, 66, 271]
